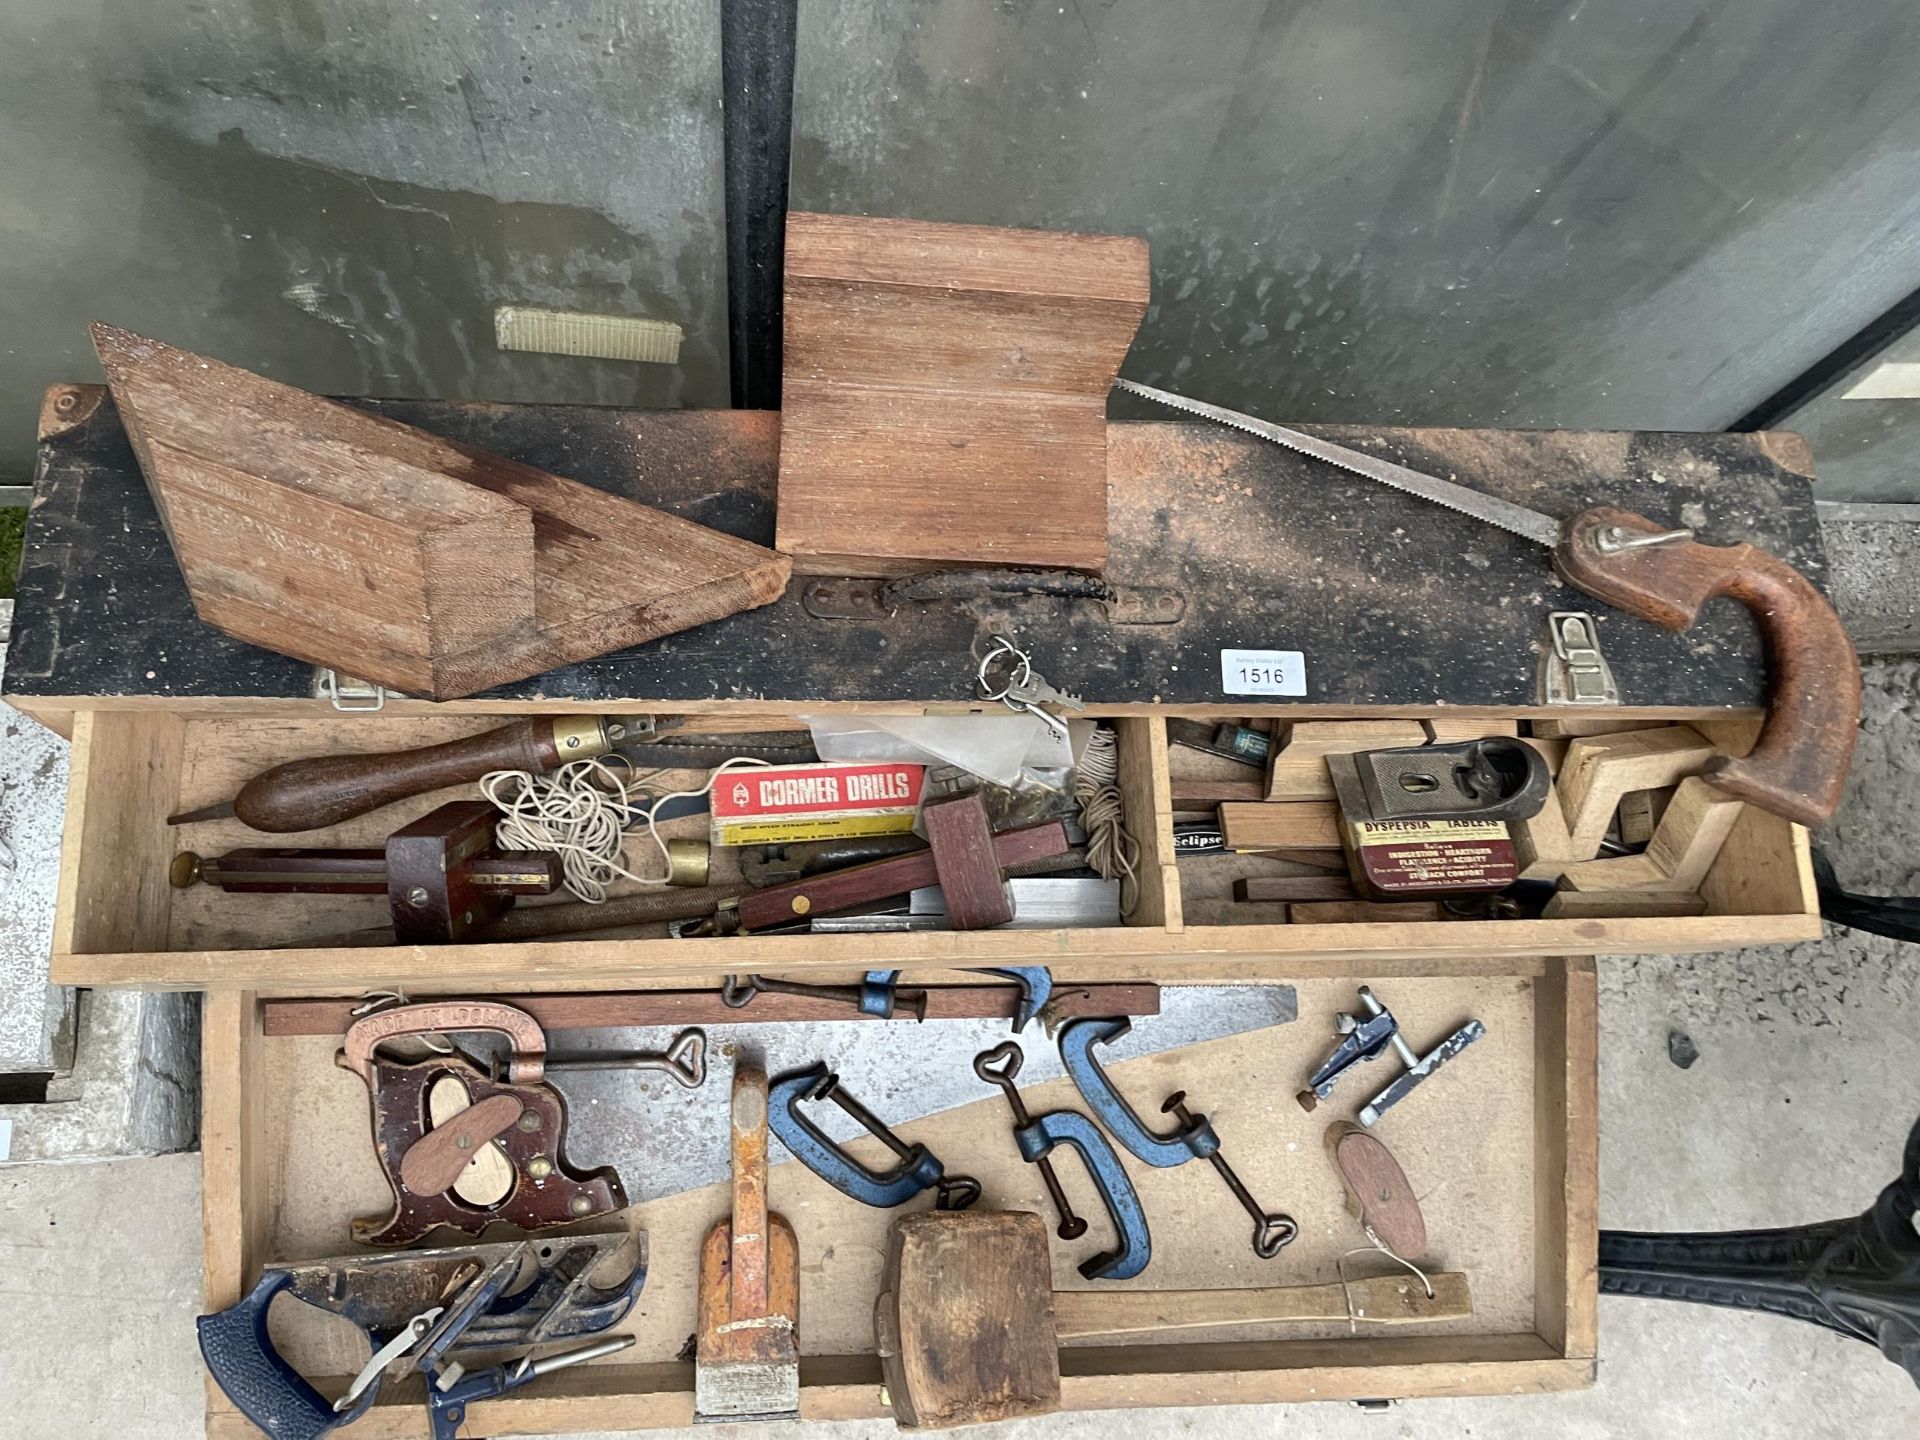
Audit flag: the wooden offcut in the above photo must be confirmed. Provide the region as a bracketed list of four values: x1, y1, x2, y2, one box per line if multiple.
[1557, 778, 1745, 894]
[1220, 801, 1342, 851]
[1233, 875, 1357, 904]
[775, 212, 1150, 575]
[1288, 900, 1448, 925]
[91, 324, 789, 699]
[1556, 726, 1717, 855]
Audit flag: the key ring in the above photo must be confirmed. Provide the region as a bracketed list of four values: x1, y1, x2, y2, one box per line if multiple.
[973, 633, 1033, 704]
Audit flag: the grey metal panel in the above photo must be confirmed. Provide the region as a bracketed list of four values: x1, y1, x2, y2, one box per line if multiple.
[1783, 329, 1920, 502]
[0, 0, 728, 484]
[791, 1, 1920, 436]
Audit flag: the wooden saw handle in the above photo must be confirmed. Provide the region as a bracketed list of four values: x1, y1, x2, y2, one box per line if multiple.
[225, 717, 608, 832]
[1556, 506, 1860, 828]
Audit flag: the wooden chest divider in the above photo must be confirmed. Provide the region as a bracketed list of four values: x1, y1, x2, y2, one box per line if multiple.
[53, 709, 1816, 993]
[44, 699, 1805, 1432]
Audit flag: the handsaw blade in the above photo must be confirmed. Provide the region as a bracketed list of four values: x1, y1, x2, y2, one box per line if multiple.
[1116, 379, 1563, 549]
[555, 985, 1297, 1204]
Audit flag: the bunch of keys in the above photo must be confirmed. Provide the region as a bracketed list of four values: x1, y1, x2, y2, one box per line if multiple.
[973, 633, 1086, 740]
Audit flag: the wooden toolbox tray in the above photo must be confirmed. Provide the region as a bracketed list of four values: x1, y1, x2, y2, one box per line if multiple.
[38, 699, 1800, 1430]
[201, 954, 1596, 1435]
[51, 707, 1817, 993]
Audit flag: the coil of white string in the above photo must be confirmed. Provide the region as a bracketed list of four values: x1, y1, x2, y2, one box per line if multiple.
[1074, 724, 1140, 916]
[480, 756, 772, 903]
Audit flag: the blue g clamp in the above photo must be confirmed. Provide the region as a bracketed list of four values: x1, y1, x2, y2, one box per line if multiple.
[974, 1040, 1151, 1281]
[1059, 1016, 1297, 1258]
[1058, 1016, 1220, 1167]
[768, 1062, 981, 1211]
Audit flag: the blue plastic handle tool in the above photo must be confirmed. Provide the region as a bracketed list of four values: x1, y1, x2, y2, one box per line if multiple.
[1012, 1109, 1153, 1280]
[1299, 988, 1402, 1106]
[197, 1271, 377, 1440]
[767, 1063, 956, 1208]
[1057, 1016, 1219, 1167]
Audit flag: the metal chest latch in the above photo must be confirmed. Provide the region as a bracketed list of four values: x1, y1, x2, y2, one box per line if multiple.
[314, 666, 389, 712]
[1540, 611, 1619, 706]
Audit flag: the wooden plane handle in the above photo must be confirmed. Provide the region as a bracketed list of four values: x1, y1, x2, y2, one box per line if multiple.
[1051, 1271, 1472, 1339]
[1556, 506, 1860, 828]
[397, 1092, 523, 1197]
[223, 717, 608, 833]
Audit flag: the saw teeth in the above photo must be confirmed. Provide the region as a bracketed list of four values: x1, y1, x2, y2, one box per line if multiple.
[1116, 378, 1548, 546]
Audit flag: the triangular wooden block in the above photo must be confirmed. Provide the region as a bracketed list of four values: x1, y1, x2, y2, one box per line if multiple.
[93, 325, 790, 699]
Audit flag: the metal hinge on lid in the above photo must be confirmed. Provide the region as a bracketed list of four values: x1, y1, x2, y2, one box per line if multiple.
[1540, 611, 1619, 706]
[313, 667, 388, 712]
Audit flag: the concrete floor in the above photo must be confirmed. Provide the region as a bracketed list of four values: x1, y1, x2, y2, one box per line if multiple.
[3, 662, 1917, 1437]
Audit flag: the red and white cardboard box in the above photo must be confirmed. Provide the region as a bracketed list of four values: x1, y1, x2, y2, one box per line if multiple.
[710, 762, 927, 845]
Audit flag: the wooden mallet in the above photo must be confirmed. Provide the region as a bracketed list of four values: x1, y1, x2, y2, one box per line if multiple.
[874, 1209, 1471, 1430]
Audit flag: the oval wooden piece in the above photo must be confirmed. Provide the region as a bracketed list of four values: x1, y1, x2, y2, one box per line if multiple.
[402, 1086, 521, 1200]
[1328, 1123, 1427, 1260]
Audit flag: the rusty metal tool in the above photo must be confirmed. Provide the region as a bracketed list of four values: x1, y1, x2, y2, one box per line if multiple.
[196, 1235, 645, 1440]
[974, 1040, 1156, 1280]
[527, 1026, 707, 1090]
[168, 715, 816, 832]
[339, 1000, 626, 1245]
[1120, 378, 1861, 828]
[1296, 986, 1484, 1127]
[173, 800, 562, 944]
[262, 983, 1162, 1035]
[695, 1064, 801, 1421]
[722, 973, 931, 1021]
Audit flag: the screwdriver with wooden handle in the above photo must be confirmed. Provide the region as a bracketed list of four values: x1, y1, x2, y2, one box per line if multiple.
[1119, 379, 1862, 828]
[169, 717, 816, 833]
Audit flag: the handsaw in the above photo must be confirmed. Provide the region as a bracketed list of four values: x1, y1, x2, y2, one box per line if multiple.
[546, 984, 1297, 1204]
[1118, 379, 1860, 828]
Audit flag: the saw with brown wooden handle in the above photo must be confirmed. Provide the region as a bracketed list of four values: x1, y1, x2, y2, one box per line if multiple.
[1119, 379, 1861, 828]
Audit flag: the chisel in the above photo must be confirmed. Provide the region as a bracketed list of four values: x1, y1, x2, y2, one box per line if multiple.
[169, 717, 817, 833]
[1119, 379, 1860, 827]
